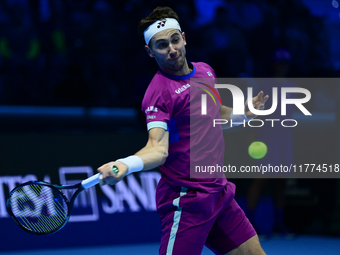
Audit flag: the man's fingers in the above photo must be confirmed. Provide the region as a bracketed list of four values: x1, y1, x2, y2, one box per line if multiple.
[98, 163, 126, 186]
[99, 174, 119, 186]
[97, 161, 128, 186]
[97, 163, 109, 173]
[252, 91, 262, 105]
[99, 178, 106, 186]
[263, 95, 269, 103]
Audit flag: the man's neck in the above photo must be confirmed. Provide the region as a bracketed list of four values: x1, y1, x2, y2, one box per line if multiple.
[161, 61, 192, 76]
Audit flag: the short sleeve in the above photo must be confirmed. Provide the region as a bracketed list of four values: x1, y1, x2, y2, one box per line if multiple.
[142, 80, 174, 131]
[198, 62, 217, 79]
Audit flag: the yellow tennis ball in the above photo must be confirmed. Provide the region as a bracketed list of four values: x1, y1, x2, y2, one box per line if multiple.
[248, 141, 267, 159]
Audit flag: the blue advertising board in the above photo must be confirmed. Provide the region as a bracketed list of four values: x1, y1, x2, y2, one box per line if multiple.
[0, 167, 162, 251]
[0, 132, 162, 252]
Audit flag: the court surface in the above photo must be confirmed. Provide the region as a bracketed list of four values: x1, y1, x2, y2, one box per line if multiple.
[1, 235, 339, 255]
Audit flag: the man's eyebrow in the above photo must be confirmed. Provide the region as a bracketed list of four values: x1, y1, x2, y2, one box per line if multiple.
[154, 32, 181, 44]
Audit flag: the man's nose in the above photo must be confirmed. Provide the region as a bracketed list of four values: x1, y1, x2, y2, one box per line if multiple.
[169, 44, 177, 55]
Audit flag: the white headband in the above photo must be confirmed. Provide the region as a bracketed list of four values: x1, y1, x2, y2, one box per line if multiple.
[143, 18, 182, 45]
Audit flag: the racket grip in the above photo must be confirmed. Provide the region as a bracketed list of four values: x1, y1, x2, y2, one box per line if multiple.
[81, 173, 102, 189]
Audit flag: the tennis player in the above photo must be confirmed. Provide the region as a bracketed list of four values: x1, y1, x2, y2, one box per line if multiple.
[98, 6, 268, 255]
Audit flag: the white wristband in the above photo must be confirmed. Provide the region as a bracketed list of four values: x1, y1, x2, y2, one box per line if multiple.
[230, 110, 253, 126]
[116, 155, 144, 175]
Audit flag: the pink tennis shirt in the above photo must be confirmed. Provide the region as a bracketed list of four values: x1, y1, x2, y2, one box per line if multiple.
[142, 62, 228, 193]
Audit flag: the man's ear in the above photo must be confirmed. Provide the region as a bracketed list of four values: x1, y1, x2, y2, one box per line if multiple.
[182, 32, 187, 46]
[145, 45, 155, 58]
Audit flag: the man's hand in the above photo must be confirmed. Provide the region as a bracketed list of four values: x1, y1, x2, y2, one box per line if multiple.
[97, 161, 128, 185]
[245, 91, 269, 119]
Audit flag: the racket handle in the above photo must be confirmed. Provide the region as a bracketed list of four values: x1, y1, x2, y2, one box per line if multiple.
[81, 173, 102, 189]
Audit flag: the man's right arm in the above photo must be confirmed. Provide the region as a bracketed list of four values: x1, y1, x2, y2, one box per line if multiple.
[98, 127, 169, 185]
[135, 127, 169, 170]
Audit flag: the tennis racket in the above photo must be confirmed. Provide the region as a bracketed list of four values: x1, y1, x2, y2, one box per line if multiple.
[6, 166, 119, 235]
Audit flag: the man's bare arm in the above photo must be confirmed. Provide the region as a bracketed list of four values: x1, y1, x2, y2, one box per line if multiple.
[98, 127, 169, 185]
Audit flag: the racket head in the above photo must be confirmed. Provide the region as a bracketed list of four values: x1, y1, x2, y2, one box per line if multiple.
[6, 181, 70, 235]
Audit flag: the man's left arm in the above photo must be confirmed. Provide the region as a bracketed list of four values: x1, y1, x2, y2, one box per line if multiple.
[219, 91, 269, 129]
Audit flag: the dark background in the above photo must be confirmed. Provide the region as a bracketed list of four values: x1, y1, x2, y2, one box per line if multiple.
[0, 0, 339, 108]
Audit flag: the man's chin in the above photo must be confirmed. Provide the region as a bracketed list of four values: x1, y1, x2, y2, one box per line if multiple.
[170, 60, 185, 71]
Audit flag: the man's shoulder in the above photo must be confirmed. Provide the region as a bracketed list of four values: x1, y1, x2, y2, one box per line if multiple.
[192, 62, 216, 78]
[149, 70, 169, 83]
[142, 71, 173, 104]
[145, 71, 172, 93]
[193, 62, 212, 69]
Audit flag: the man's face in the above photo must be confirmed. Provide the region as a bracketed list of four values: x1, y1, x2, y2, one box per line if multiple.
[145, 29, 187, 75]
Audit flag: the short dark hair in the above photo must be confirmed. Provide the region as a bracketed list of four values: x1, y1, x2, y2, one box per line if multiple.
[138, 6, 180, 40]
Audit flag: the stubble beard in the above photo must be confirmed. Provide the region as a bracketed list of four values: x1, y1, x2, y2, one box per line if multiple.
[168, 53, 186, 71]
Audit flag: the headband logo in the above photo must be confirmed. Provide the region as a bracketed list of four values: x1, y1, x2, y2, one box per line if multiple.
[157, 20, 166, 29]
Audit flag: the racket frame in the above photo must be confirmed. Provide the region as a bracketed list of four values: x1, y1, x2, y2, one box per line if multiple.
[6, 170, 111, 235]
[6, 180, 85, 235]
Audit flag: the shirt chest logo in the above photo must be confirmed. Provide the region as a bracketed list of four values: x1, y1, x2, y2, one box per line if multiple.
[175, 84, 190, 94]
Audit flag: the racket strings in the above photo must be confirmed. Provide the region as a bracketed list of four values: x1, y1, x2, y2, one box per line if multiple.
[8, 184, 69, 234]
[17, 186, 65, 233]
[11, 186, 66, 233]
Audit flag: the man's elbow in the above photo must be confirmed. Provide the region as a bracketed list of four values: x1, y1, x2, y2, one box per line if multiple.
[158, 146, 168, 165]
